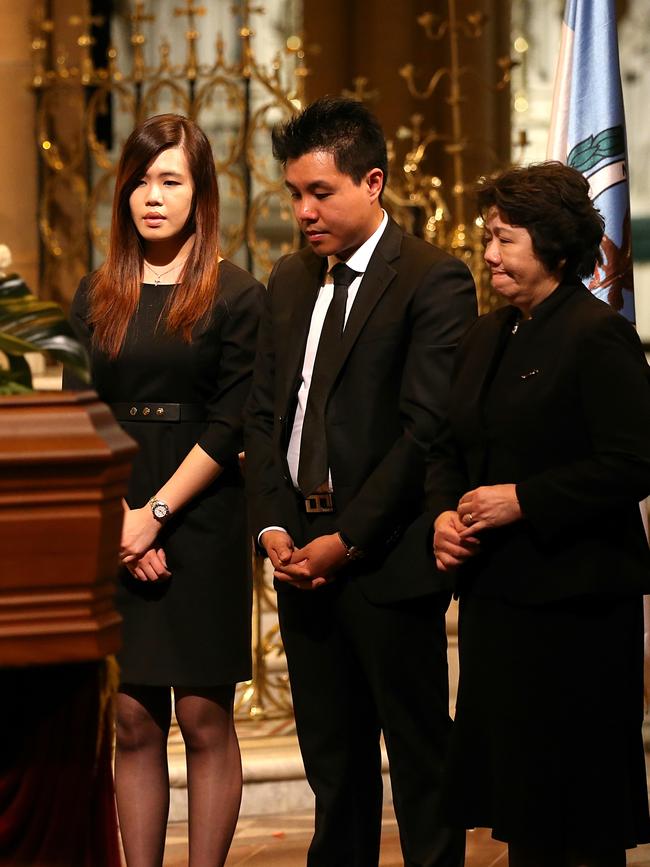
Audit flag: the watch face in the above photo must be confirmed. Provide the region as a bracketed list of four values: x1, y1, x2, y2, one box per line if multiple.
[153, 502, 169, 519]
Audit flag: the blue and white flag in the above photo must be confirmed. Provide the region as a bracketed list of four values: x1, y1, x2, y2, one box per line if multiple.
[547, 0, 634, 321]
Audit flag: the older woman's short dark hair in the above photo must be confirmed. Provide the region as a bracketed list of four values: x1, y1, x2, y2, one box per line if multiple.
[477, 162, 605, 280]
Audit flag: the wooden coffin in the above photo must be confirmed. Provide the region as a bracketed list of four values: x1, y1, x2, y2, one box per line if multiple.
[0, 391, 136, 666]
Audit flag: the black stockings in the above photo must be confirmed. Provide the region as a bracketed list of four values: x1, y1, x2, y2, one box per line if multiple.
[115, 685, 171, 867]
[175, 686, 242, 866]
[115, 684, 242, 867]
[508, 842, 626, 867]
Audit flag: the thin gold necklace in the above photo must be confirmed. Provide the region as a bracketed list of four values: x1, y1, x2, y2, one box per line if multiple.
[144, 260, 184, 286]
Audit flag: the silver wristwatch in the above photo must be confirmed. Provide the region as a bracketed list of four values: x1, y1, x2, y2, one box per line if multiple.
[149, 497, 170, 522]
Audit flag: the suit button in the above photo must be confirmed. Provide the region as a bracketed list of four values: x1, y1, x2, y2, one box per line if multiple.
[278, 415, 284, 422]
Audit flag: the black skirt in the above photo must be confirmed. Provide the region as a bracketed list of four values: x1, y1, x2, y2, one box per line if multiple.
[443, 590, 650, 849]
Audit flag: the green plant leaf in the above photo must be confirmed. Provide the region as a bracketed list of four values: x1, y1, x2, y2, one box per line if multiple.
[0, 275, 32, 300]
[0, 273, 90, 390]
[0, 331, 40, 355]
[0, 368, 32, 394]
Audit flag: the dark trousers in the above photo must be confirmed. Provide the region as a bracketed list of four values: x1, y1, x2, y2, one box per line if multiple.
[277, 511, 465, 867]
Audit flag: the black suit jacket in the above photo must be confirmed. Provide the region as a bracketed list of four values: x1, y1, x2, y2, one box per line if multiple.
[428, 281, 650, 605]
[245, 217, 478, 603]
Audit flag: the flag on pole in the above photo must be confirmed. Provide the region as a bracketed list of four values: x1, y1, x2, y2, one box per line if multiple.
[547, 0, 634, 321]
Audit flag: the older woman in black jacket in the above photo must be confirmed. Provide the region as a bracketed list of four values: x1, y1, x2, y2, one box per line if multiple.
[431, 162, 650, 867]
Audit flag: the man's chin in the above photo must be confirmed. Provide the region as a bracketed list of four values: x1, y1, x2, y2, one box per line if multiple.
[305, 233, 335, 255]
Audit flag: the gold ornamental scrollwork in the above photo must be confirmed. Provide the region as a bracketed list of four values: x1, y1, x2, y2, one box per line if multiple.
[388, 0, 519, 311]
[32, 0, 306, 306]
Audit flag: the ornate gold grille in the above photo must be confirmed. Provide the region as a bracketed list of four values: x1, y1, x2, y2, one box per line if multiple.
[32, 0, 306, 303]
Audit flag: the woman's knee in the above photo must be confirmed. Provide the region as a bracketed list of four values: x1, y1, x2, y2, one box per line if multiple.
[115, 685, 172, 751]
[174, 686, 236, 752]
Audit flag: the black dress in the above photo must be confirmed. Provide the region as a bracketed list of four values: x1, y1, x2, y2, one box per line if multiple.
[67, 261, 264, 686]
[431, 285, 650, 850]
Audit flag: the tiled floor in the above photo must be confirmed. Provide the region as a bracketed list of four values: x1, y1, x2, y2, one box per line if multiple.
[160, 808, 650, 866]
[162, 807, 503, 865]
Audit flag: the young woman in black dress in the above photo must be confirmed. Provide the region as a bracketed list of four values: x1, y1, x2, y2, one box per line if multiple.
[67, 114, 263, 867]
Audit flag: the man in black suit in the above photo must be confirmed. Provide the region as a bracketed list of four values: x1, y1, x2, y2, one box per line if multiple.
[244, 97, 477, 867]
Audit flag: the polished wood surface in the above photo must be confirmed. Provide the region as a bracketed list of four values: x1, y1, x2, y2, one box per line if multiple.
[0, 390, 136, 665]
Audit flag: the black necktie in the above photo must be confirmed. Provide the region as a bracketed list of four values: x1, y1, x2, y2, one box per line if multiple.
[297, 263, 359, 495]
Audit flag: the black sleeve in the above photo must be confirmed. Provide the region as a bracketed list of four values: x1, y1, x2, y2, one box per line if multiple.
[243, 257, 286, 537]
[197, 278, 265, 465]
[336, 255, 477, 550]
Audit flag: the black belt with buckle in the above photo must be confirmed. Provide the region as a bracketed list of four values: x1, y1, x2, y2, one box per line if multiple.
[110, 402, 206, 422]
[304, 491, 335, 513]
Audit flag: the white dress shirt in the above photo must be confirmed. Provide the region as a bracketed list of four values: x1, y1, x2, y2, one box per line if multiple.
[259, 210, 388, 543]
[287, 210, 389, 488]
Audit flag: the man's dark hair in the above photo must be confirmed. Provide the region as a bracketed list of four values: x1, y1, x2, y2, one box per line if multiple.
[272, 96, 388, 191]
[477, 161, 605, 281]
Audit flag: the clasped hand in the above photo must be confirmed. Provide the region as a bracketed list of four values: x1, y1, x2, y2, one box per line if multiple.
[120, 505, 171, 582]
[433, 483, 522, 572]
[261, 529, 348, 591]
[457, 483, 522, 534]
[433, 510, 480, 572]
[125, 547, 171, 582]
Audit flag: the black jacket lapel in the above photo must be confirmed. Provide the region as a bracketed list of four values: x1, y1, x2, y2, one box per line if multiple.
[279, 250, 325, 412]
[328, 218, 401, 387]
[277, 218, 401, 413]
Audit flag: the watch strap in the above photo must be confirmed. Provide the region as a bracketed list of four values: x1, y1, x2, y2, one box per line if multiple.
[337, 530, 364, 560]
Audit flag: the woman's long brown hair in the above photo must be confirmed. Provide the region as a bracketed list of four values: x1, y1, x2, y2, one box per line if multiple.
[89, 114, 220, 357]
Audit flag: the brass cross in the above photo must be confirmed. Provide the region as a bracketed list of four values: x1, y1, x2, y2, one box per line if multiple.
[230, 0, 265, 29]
[129, 1, 155, 33]
[68, 11, 104, 77]
[174, 0, 206, 31]
[128, 0, 154, 82]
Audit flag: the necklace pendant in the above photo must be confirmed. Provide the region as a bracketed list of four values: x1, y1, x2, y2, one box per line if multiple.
[154, 278, 160, 286]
